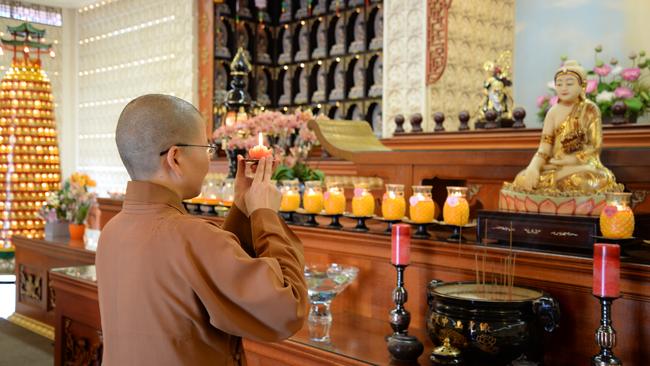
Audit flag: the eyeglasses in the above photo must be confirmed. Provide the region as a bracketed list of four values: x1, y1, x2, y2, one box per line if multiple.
[159, 143, 217, 156]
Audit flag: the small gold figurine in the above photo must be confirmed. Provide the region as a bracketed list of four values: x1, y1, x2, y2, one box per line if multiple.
[475, 51, 514, 128]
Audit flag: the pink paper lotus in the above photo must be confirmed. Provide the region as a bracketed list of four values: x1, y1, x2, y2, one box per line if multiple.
[557, 199, 576, 215]
[525, 197, 539, 213]
[614, 86, 634, 99]
[594, 64, 612, 77]
[585, 79, 598, 94]
[575, 199, 595, 215]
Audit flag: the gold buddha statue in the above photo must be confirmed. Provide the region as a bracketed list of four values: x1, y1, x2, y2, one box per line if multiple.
[501, 61, 623, 215]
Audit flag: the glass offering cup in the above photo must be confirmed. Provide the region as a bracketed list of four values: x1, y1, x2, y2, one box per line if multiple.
[324, 183, 346, 215]
[304, 263, 359, 342]
[351, 183, 375, 217]
[279, 179, 301, 212]
[382, 184, 406, 220]
[600, 192, 635, 239]
[443, 186, 469, 226]
[409, 185, 435, 223]
[303, 180, 324, 214]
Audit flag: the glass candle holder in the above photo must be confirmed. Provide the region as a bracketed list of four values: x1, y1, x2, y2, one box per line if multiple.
[599, 192, 634, 239]
[303, 180, 324, 214]
[382, 184, 406, 220]
[324, 183, 346, 215]
[409, 185, 435, 223]
[443, 186, 469, 226]
[220, 178, 235, 206]
[280, 179, 301, 212]
[352, 182, 375, 217]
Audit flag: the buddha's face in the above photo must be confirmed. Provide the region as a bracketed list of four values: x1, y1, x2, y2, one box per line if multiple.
[555, 74, 583, 103]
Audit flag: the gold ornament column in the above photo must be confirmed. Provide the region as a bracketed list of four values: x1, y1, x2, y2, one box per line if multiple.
[0, 23, 61, 249]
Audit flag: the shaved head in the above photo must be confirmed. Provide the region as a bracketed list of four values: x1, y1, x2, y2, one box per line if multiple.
[116, 94, 204, 179]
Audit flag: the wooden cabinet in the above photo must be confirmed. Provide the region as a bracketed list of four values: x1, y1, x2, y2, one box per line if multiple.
[50, 266, 102, 366]
[12, 236, 95, 328]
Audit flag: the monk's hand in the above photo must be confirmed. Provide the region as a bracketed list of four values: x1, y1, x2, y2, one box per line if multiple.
[244, 157, 281, 214]
[233, 155, 251, 216]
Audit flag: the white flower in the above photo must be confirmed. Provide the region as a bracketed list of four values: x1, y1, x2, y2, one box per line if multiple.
[547, 80, 556, 90]
[611, 66, 623, 76]
[596, 90, 615, 103]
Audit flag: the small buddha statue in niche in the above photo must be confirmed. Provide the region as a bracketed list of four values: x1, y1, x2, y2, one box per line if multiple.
[295, 25, 310, 62]
[501, 61, 623, 215]
[368, 57, 383, 97]
[349, 13, 366, 53]
[279, 1, 293, 22]
[350, 105, 364, 121]
[295, 69, 310, 104]
[215, 18, 231, 58]
[313, 66, 327, 102]
[330, 17, 346, 56]
[237, 0, 253, 18]
[279, 71, 293, 105]
[295, 0, 310, 19]
[256, 72, 270, 106]
[256, 30, 271, 64]
[329, 62, 346, 100]
[312, 21, 328, 59]
[370, 7, 383, 50]
[237, 26, 251, 60]
[371, 106, 382, 138]
[278, 28, 293, 64]
[349, 61, 365, 99]
[313, 0, 327, 15]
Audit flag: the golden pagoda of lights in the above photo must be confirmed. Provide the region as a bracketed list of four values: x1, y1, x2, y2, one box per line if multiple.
[0, 22, 60, 250]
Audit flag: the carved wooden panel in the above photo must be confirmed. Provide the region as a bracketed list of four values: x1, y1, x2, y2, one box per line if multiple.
[426, 0, 452, 85]
[63, 317, 103, 366]
[18, 264, 44, 307]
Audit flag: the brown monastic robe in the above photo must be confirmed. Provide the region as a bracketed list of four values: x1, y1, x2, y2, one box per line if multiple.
[96, 181, 307, 365]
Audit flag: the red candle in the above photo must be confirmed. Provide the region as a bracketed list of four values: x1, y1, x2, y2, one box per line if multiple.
[391, 224, 411, 266]
[248, 132, 273, 159]
[593, 243, 620, 298]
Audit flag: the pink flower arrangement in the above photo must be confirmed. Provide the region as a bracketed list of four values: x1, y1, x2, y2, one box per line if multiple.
[213, 109, 320, 168]
[594, 64, 612, 77]
[621, 67, 641, 81]
[536, 46, 650, 122]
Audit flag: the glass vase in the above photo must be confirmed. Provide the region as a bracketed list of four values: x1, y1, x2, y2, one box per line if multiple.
[409, 185, 435, 223]
[443, 186, 469, 226]
[599, 192, 634, 239]
[382, 184, 406, 220]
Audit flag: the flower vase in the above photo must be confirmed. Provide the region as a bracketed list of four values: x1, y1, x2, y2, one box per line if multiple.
[68, 223, 86, 241]
[44, 221, 70, 240]
[226, 148, 247, 178]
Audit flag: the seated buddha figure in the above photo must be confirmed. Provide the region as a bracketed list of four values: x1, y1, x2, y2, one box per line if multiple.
[501, 61, 623, 215]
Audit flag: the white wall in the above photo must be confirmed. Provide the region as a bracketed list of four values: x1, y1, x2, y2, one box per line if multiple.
[75, 0, 197, 195]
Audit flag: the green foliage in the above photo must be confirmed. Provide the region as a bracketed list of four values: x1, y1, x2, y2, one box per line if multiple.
[272, 162, 324, 183]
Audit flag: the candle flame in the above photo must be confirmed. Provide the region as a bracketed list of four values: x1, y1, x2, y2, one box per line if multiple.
[258, 132, 263, 146]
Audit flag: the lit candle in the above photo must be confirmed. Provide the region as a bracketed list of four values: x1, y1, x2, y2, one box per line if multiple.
[593, 243, 620, 298]
[248, 132, 273, 159]
[391, 224, 411, 266]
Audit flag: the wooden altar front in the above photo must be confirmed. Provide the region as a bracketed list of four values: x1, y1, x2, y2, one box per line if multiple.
[30, 210, 650, 366]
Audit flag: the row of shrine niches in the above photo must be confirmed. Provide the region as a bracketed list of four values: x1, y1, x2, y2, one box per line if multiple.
[315, 101, 383, 137]
[214, 2, 382, 66]
[214, 53, 382, 107]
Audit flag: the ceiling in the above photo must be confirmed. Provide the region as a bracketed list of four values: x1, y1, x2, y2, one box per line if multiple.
[23, 0, 96, 9]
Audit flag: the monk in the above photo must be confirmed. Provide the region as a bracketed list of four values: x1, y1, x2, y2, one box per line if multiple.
[96, 94, 307, 365]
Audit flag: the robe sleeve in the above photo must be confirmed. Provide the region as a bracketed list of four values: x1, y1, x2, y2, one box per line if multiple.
[222, 204, 255, 257]
[576, 103, 602, 164]
[180, 209, 307, 342]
